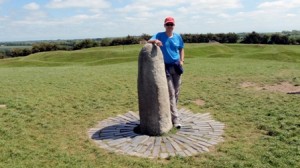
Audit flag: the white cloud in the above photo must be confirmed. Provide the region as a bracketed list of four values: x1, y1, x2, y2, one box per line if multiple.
[12, 8, 48, 25]
[113, 0, 242, 29]
[189, 0, 242, 10]
[118, 0, 185, 11]
[1, 0, 300, 41]
[258, 0, 300, 9]
[68, 13, 105, 23]
[23, 2, 40, 10]
[217, 4, 300, 33]
[116, 4, 152, 13]
[116, 0, 241, 14]
[0, 15, 8, 21]
[286, 13, 296, 17]
[47, 0, 110, 9]
[218, 13, 231, 18]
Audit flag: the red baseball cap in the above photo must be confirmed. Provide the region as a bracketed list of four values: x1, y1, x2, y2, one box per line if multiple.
[164, 17, 175, 25]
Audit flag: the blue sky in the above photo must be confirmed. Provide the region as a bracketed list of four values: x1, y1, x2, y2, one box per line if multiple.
[0, 0, 299, 41]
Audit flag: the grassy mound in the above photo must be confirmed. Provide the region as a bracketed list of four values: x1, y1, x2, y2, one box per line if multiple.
[0, 45, 141, 67]
[1, 44, 300, 68]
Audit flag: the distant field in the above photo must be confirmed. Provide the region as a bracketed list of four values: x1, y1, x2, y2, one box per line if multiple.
[0, 44, 299, 167]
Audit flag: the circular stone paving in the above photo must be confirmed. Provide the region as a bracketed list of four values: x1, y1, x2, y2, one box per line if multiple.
[88, 108, 225, 159]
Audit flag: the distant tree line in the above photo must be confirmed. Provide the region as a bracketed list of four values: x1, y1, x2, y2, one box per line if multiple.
[2, 36, 146, 57]
[181, 33, 239, 43]
[100, 34, 151, 46]
[3, 39, 100, 57]
[99, 32, 300, 46]
[240, 31, 300, 44]
[1, 30, 300, 58]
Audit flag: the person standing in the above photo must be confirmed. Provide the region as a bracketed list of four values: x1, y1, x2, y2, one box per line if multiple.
[148, 16, 185, 129]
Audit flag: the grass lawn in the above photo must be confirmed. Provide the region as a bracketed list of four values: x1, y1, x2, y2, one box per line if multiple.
[0, 44, 299, 167]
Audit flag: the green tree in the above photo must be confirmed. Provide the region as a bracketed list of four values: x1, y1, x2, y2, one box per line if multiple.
[226, 33, 238, 43]
[73, 39, 98, 50]
[100, 38, 112, 46]
[10, 48, 31, 57]
[111, 38, 123, 46]
[207, 33, 217, 42]
[0, 53, 4, 59]
[32, 43, 59, 53]
[123, 35, 138, 45]
[181, 34, 191, 43]
[241, 31, 261, 44]
[22, 48, 32, 56]
[199, 34, 208, 43]
[216, 33, 227, 43]
[270, 34, 289, 44]
[140, 34, 151, 41]
[260, 34, 270, 44]
[296, 37, 300, 44]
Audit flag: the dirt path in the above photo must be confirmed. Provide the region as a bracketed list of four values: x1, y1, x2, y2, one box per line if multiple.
[240, 82, 300, 94]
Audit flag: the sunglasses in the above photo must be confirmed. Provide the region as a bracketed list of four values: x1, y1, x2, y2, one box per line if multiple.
[165, 23, 174, 26]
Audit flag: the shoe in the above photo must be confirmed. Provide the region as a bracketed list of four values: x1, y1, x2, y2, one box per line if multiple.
[173, 119, 182, 129]
[174, 123, 182, 129]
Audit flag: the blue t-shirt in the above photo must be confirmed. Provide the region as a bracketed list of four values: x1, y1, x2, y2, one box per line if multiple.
[150, 32, 184, 64]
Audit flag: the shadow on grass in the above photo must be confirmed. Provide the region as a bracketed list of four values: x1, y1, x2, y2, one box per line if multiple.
[287, 91, 300, 94]
[91, 122, 178, 141]
[91, 121, 144, 141]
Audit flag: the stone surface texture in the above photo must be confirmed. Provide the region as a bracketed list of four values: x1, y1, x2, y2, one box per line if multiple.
[137, 43, 172, 136]
[88, 108, 225, 159]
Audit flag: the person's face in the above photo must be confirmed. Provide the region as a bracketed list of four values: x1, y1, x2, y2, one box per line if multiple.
[164, 22, 174, 31]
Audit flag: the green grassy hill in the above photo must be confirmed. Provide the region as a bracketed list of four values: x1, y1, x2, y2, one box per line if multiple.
[0, 44, 299, 167]
[0, 45, 141, 67]
[1, 44, 299, 67]
[185, 43, 300, 62]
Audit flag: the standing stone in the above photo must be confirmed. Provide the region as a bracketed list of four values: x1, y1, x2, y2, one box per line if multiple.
[138, 43, 172, 136]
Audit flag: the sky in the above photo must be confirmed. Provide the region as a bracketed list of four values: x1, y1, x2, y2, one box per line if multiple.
[0, 0, 299, 42]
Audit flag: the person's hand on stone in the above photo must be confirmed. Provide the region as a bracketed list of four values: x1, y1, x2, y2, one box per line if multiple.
[155, 40, 163, 46]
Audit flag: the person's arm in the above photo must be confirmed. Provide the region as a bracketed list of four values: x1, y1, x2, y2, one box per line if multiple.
[148, 39, 163, 46]
[179, 48, 184, 66]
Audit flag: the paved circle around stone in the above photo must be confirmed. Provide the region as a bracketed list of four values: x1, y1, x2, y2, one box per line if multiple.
[88, 108, 225, 159]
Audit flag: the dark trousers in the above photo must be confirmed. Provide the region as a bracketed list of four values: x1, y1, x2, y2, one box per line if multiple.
[167, 66, 181, 123]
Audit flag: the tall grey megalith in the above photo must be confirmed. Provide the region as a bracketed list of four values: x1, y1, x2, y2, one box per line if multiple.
[138, 43, 172, 136]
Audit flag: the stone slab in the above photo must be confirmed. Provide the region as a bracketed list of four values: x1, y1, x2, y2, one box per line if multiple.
[89, 109, 225, 159]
